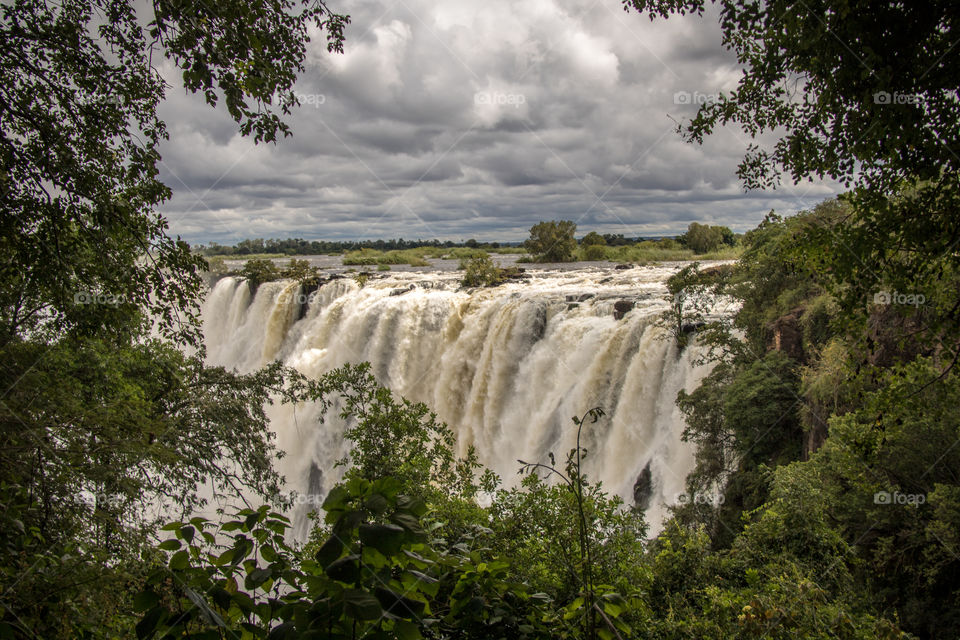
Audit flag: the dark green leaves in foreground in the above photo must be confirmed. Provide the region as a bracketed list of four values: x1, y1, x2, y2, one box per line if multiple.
[136, 476, 549, 639]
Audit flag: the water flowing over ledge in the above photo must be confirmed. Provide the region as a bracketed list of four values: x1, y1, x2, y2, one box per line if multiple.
[202, 264, 721, 535]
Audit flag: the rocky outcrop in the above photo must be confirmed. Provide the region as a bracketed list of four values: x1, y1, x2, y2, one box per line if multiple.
[613, 300, 635, 320]
[633, 462, 653, 510]
[768, 307, 805, 361]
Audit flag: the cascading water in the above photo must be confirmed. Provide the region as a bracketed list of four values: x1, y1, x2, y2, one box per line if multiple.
[202, 264, 723, 536]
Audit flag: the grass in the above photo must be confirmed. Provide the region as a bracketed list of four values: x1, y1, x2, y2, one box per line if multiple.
[516, 241, 744, 264]
[342, 248, 430, 267]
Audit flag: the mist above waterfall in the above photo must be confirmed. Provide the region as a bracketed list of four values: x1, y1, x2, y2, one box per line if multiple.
[202, 264, 723, 533]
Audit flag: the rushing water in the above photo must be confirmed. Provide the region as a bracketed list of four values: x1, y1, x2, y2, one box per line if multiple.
[202, 263, 723, 535]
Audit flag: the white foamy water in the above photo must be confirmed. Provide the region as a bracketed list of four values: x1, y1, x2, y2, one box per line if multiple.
[202, 264, 725, 535]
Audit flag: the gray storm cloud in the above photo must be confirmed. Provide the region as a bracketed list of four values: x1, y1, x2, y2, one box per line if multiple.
[157, 0, 840, 244]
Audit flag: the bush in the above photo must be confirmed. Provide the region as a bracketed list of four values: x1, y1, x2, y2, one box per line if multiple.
[582, 244, 608, 261]
[280, 258, 319, 282]
[239, 258, 280, 288]
[460, 254, 504, 287]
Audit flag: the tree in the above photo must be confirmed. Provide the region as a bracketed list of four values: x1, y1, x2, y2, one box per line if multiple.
[0, 0, 348, 347]
[624, 0, 960, 347]
[580, 231, 606, 246]
[683, 222, 723, 254]
[239, 257, 281, 289]
[526, 220, 578, 262]
[0, 1, 350, 635]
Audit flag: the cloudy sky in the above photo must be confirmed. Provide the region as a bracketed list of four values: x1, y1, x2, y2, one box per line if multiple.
[156, 0, 840, 245]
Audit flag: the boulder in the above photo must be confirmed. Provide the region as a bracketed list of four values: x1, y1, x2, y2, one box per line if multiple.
[613, 300, 634, 320]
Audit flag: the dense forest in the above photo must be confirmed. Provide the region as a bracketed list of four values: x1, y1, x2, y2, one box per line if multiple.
[1, 0, 958, 638]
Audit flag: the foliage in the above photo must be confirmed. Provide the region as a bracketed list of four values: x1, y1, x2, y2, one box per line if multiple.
[580, 232, 606, 246]
[0, 0, 348, 347]
[581, 244, 608, 261]
[683, 222, 724, 254]
[280, 258, 321, 284]
[515, 408, 640, 640]
[135, 481, 549, 639]
[460, 254, 506, 287]
[311, 363, 483, 505]
[525, 221, 578, 262]
[342, 249, 430, 267]
[240, 258, 282, 289]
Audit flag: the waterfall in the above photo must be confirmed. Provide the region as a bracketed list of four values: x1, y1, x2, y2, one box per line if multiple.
[202, 265, 720, 535]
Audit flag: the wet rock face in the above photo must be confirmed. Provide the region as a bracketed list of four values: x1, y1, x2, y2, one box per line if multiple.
[633, 462, 653, 510]
[613, 300, 635, 320]
[390, 284, 416, 296]
[681, 321, 706, 334]
[768, 307, 805, 362]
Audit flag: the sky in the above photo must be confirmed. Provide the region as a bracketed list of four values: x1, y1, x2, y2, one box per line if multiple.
[156, 0, 841, 245]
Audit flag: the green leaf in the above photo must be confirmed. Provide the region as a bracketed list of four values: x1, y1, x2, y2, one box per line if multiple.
[364, 492, 389, 514]
[169, 550, 190, 571]
[135, 605, 168, 640]
[314, 536, 344, 569]
[359, 522, 407, 555]
[245, 567, 273, 590]
[393, 620, 423, 640]
[158, 539, 181, 551]
[325, 554, 360, 583]
[133, 590, 160, 613]
[343, 588, 383, 620]
[375, 587, 425, 618]
[322, 485, 350, 513]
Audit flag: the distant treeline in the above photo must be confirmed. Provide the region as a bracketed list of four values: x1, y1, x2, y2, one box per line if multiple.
[198, 233, 650, 255]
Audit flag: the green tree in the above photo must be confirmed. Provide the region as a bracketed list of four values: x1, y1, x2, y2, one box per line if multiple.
[0, 0, 348, 347]
[625, 0, 960, 348]
[460, 254, 504, 287]
[684, 222, 723, 254]
[580, 231, 606, 246]
[280, 257, 319, 283]
[0, 0, 350, 636]
[526, 220, 578, 262]
[239, 257, 281, 289]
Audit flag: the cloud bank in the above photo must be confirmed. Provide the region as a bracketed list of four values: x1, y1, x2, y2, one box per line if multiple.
[157, 0, 840, 244]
